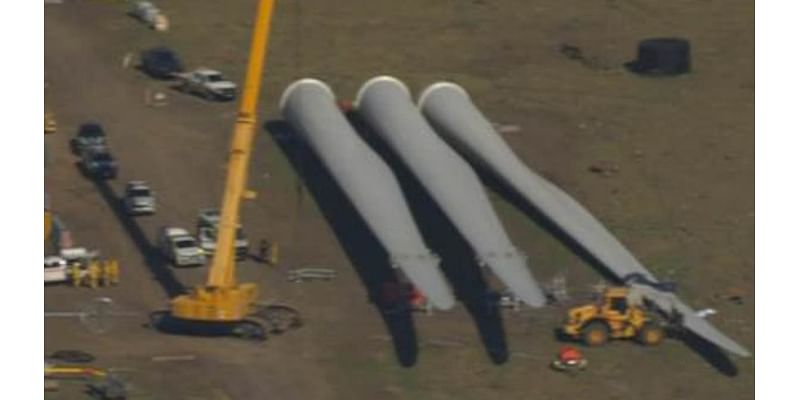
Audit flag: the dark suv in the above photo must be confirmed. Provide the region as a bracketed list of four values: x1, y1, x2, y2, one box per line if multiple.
[140, 46, 184, 79]
[71, 123, 107, 155]
[80, 147, 118, 180]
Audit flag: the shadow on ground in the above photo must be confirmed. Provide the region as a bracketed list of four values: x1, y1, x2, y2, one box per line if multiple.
[267, 116, 510, 365]
[463, 156, 740, 374]
[81, 163, 186, 298]
[265, 120, 419, 367]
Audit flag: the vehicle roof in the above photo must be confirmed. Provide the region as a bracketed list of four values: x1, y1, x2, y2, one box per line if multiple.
[78, 123, 105, 135]
[164, 227, 192, 237]
[194, 68, 223, 76]
[127, 180, 150, 188]
[146, 46, 176, 55]
[198, 208, 220, 217]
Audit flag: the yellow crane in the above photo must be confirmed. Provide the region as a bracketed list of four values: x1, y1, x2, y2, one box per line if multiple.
[165, 0, 288, 338]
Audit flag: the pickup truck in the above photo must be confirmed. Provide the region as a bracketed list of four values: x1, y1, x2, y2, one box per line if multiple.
[129, 1, 169, 31]
[157, 227, 206, 267]
[123, 181, 156, 215]
[196, 208, 249, 260]
[174, 68, 237, 101]
[44, 256, 69, 284]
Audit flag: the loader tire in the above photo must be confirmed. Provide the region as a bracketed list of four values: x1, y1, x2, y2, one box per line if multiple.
[637, 322, 665, 346]
[581, 321, 610, 346]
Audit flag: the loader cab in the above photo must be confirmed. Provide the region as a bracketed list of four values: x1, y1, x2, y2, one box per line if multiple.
[599, 287, 632, 319]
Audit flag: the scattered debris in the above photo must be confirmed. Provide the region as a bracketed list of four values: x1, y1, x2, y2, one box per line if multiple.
[558, 43, 610, 70]
[544, 273, 570, 304]
[87, 374, 128, 400]
[712, 288, 747, 305]
[495, 290, 522, 311]
[559, 44, 584, 61]
[727, 295, 745, 305]
[587, 163, 619, 176]
[492, 122, 522, 134]
[695, 308, 718, 318]
[121, 52, 134, 69]
[44, 380, 59, 392]
[48, 350, 96, 364]
[151, 355, 197, 362]
[287, 268, 337, 283]
[144, 88, 169, 107]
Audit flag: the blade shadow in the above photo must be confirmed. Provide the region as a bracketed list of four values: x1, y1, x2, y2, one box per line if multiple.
[460, 153, 741, 372]
[265, 120, 418, 367]
[345, 113, 510, 365]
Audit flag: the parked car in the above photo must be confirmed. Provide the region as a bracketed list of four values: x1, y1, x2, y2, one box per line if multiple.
[44, 256, 69, 284]
[123, 181, 156, 215]
[140, 46, 184, 79]
[128, 1, 169, 31]
[196, 208, 249, 260]
[174, 68, 237, 101]
[71, 123, 107, 155]
[157, 227, 206, 267]
[80, 147, 118, 180]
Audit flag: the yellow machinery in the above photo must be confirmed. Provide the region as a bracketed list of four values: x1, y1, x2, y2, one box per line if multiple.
[561, 286, 665, 346]
[45, 111, 57, 134]
[167, 0, 278, 336]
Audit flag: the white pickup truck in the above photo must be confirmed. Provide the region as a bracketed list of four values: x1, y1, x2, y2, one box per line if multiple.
[129, 1, 169, 31]
[174, 68, 237, 101]
[196, 209, 250, 260]
[157, 227, 206, 267]
[44, 256, 69, 284]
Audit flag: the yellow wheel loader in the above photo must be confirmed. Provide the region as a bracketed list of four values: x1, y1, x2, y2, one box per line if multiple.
[561, 286, 665, 347]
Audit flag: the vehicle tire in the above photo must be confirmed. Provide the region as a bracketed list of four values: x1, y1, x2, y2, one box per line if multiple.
[232, 320, 266, 341]
[637, 322, 665, 346]
[581, 320, 610, 346]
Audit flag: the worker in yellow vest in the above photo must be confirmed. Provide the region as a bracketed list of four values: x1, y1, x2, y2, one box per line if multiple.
[103, 259, 120, 286]
[87, 261, 101, 289]
[69, 263, 82, 287]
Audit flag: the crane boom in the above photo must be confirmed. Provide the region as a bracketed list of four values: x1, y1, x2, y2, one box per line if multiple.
[169, 0, 276, 323]
[208, 0, 275, 288]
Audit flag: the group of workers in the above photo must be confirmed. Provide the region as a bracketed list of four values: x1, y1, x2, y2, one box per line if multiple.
[69, 259, 120, 288]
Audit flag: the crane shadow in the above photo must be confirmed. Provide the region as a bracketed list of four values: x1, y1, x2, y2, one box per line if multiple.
[79, 163, 186, 298]
[345, 114, 510, 365]
[265, 120, 418, 367]
[461, 156, 740, 373]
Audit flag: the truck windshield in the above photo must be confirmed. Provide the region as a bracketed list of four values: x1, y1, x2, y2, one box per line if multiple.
[130, 188, 151, 197]
[202, 228, 244, 240]
[94, 153, 113, 162]
[80, 125, 105, 138]
[207, 74, 223, 82]
[175, 239, 197, 249]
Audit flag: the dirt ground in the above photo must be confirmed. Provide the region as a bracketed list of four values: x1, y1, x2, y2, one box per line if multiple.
[44, 0, 753, 399]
